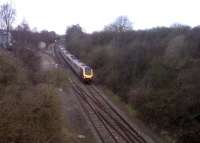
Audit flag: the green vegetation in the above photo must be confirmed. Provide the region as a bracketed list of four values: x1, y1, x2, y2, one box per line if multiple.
[65, 24, 200, 143]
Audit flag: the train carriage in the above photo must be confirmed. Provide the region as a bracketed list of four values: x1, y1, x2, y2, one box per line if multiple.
[59, 46, 93, 82]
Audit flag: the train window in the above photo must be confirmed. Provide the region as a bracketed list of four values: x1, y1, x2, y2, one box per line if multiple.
[71, 55, 76, 59]
[85, 67, 92, 75]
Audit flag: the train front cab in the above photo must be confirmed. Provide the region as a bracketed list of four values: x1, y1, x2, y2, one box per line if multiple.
[82, 66, 93, 83]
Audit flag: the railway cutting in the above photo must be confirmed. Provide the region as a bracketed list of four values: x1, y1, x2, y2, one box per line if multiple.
[51, 42, 157, 143]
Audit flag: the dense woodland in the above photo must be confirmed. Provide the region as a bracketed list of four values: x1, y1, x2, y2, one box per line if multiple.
[65, 24, 200, 143]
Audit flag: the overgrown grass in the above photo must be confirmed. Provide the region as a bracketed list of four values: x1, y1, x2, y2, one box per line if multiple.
[38, 69, 69, 88]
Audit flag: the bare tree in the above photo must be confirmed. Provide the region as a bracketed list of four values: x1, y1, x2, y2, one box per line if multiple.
[0, 3, 16, 32]
[65, 24, 83, 42]
[104, 16, 133, 32]
[66, 24, 83, 35]
[16, 19, 30, 31]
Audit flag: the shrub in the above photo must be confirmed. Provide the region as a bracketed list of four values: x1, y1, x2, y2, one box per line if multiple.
[0, 49, 66, 143]
[37, 68, 69, 88]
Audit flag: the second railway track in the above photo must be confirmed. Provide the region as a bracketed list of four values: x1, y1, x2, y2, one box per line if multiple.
[53, 44, 149, 143]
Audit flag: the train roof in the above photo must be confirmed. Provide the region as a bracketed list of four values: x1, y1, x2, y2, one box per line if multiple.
[60, 47, 92, 69]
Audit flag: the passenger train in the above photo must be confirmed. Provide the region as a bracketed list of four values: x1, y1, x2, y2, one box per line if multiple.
[59, 46, 94, 82]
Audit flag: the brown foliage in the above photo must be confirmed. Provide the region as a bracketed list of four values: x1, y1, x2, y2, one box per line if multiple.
[0, 48, 67, 142]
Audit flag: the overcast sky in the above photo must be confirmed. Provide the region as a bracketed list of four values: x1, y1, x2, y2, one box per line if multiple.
[1, 0, 200, 34]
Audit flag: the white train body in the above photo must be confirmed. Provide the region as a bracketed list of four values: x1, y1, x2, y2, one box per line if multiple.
[59, 46, 93, 82]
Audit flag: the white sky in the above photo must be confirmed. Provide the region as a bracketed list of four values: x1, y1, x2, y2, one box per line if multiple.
[1, 0, 200, 34]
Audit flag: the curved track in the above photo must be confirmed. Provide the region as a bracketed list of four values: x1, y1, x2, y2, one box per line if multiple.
[53, 44, 148, 143]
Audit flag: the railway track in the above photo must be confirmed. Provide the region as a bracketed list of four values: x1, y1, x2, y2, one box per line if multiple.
[86, 85, 148, 143]
[53, 44, 149, 143]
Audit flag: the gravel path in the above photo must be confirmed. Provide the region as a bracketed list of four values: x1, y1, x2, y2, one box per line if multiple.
[40, 52, 57, 70]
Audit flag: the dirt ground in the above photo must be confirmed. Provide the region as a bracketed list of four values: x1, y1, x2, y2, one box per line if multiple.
[40, 52, 57, 70]
[58, 87, 96, 143]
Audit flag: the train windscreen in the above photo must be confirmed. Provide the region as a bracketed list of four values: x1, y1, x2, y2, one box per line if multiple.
[85, 67, 92, 75]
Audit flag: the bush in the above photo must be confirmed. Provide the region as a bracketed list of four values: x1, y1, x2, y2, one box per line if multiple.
[37, 68, 69, 88]
[0, 49, 66, 143]
[0, 50, 28, 91]
[0, 84, 62, 143]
